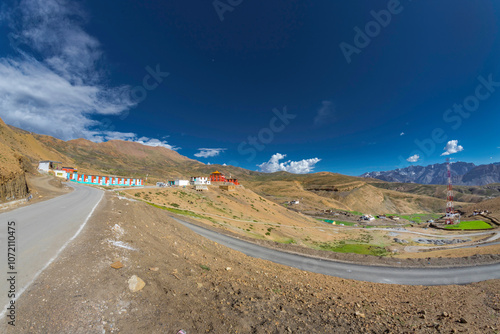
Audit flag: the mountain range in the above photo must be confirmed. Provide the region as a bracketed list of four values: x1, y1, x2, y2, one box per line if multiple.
[361, 162, 500, 186]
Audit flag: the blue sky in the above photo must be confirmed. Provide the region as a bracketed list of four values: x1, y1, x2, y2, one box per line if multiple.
[0, 0, 499, 175]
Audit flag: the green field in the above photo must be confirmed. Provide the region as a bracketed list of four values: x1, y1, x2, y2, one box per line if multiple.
[444, 220, 493, 230]
[320, 219, 356, 226]
[390, 213, 441, 224]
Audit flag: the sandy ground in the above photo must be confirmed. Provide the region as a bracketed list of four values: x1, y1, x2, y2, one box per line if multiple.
[125, 186, 500, 262]
[3, 191, 499, 333]
[0, 174, 72, 213]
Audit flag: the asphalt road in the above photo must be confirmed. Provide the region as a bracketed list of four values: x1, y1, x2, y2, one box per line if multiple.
[0, 183, 103, 319]
[173, 217, 500, 286]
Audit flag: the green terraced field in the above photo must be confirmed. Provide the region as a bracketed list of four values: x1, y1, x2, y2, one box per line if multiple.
[444, 220, 493, 230]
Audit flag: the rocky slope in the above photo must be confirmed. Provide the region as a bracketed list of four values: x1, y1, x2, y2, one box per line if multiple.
[361, 162, 500, 186]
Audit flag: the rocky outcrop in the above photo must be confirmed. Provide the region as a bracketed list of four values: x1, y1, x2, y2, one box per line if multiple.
[0, 172, 29, 202]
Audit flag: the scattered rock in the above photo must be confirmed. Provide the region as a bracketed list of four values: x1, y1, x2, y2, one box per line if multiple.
[442, 311, 449, 317]
[110, 261, 123, 269]
[225, 267, 232, 271]
[128, 275, 145, 292]
[414, 238, 471, 245]
[149, 267, 159, 271]
[197, 283, 203, 289]
[355, 311, 365, 318]
[459, 317, 467, 324]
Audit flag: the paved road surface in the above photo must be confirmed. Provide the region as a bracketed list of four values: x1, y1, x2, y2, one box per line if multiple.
[173, 218, 500, 286]
[0, 183, 103, 319]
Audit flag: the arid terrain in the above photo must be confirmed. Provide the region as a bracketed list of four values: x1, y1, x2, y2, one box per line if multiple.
[3, 189, 499, 333]
[0, 115, 499, 333]
[123, 185, 500, 260]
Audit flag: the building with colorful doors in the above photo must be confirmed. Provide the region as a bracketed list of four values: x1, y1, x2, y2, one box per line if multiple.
[68, 173, 144, 187]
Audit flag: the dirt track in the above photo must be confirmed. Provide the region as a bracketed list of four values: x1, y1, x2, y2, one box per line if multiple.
[4, 191, 499, 333]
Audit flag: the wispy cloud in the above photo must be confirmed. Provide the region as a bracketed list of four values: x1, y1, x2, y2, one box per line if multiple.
[194, 148, 226, 158]
[313, 100, 335, 126]
[0, 0, 174, 149]
[441, 140, 464, 156]
[96, 132, 179, 150]
[258, 153, 321, 174]
[400, 132, 405, 136]
[406, 154, 420, 162]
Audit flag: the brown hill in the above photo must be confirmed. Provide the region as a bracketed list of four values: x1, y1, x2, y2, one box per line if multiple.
[246, 173, 455, 215]
[0, 115, 473, 213]
[1, 120, 70, 165]
[33, 135, 202, 177]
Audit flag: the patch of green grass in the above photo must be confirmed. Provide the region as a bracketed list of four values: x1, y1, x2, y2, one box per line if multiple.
[199, 264, 210, 271]
[444, 220, 492, 230]
[277, 238, 296, 244]
[317, 243, 388, 256]
[321, 219, 356, 226]
[335, 209, 364, 216]
[389, 213, 441, 224]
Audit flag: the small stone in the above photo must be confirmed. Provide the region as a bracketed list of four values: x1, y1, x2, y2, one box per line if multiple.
[442, 311, 449, 317]
[128, 275, 145, 292]
[459, 317, 467, 324]
[226, 267, 232, 271]
[355, 311, 365, 318]
[197, 283, 203, 289]
[149, 267, 159, 271]
[111, 261, 123, 269]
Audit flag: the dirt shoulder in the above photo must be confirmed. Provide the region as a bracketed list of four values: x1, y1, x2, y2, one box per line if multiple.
[4, 191, 499, 333]
[0, 174, 72, 213]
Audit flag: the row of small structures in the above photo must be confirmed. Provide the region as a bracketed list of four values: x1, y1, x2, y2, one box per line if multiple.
[157, 171, 240, 191]
[39, 161, 240, 190]
[38, 160, 144, 187]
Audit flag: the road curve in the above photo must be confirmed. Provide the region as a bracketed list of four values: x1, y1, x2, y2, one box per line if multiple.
[173, 218, 500, 286]
[0, 183, 103, 319]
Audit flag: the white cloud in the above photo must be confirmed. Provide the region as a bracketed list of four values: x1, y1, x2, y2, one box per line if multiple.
[194, 148, 226, 158]
[406, 154, 420, 162]
[441, 140, 464, 156]
[258, 153, 321, 174]
[134, 137, 179, 150]
[93, 132, 179, 150]
[313, 100, 334, 126]
[400, 132, 405, 136]
[0, 0, 177, 150]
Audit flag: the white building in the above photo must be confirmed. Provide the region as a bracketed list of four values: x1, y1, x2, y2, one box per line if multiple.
[174, 179, 190, 187]
[54, 170, 67, 179]
[190, 176, 211, 185]
[37, 160, 61, 173]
